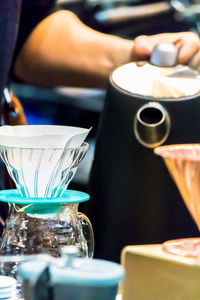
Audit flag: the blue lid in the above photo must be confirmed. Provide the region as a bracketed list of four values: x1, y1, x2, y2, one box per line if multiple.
[51, 258, 124, 287]
[0, 189, 90, 204]
[18, 258, 124, 287]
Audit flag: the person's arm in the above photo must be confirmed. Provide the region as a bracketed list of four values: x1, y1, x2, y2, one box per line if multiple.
[14, 10, 200, 88]
[14, 10, 134, 88]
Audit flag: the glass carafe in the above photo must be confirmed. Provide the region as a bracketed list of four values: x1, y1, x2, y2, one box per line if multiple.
[0, 127, 94, 261]
[0, 190, 94, 258]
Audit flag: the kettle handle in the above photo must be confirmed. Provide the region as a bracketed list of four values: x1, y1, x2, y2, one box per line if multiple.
[78, 212, 94, 258]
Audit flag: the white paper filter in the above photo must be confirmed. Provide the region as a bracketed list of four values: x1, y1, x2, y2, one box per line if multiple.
[0, 125, 90, 198]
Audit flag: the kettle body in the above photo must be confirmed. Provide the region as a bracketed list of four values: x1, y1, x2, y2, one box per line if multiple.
[89, 76, 200, 262]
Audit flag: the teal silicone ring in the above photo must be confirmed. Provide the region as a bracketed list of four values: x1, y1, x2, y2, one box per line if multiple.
[0, 189, 90, 205]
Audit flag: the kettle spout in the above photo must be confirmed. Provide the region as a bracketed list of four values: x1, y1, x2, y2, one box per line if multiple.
[134, 102, 170, 148]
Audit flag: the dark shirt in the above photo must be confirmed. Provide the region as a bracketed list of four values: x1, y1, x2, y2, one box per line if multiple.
[0, 0, 56, 101]
[11, 0, 56, 82]
[0, 0, 22, 102]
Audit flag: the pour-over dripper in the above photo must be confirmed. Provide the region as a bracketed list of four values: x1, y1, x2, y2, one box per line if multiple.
[154, 144, 200, 256]
[0, 125, 90, 198]
[0, 125, 94, 265]
[0, 143, 88, 198]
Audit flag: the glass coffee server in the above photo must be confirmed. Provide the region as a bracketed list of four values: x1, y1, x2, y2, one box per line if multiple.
[0, 125, 94, 260]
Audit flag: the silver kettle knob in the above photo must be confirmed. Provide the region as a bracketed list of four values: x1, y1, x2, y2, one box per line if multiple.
[150, 43, 179, 67]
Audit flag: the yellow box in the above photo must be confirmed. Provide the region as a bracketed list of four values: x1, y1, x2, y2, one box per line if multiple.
[121, 244, 200, 300]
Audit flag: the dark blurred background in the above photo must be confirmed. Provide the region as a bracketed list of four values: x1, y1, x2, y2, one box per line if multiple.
[10, 0, 199, 193]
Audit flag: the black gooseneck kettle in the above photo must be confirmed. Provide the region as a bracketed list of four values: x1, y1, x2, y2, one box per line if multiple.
[88, 44, 200, 262]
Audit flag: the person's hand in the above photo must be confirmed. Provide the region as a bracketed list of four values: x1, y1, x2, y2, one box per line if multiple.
[131, 32, 200, 70]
